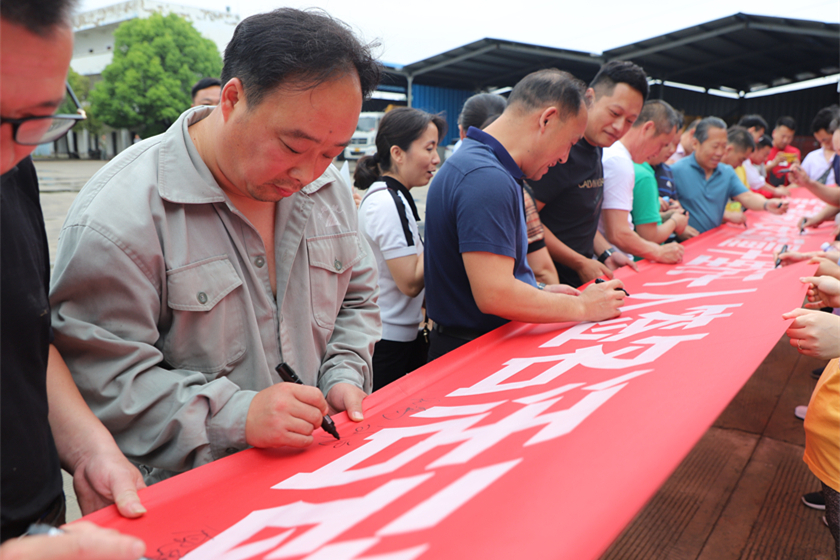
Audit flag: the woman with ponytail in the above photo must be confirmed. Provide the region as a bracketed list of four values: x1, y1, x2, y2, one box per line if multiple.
[355, 107, 447, 390]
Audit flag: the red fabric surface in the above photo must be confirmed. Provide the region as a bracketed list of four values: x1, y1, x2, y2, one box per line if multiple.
[85, 191, 835, 560]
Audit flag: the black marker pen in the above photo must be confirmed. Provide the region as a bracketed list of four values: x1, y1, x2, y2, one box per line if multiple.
[276, 362, 340, 440]
[799, 217, 807, 235]
[775, 244, 788, 268]
[595, 277, 630, 297]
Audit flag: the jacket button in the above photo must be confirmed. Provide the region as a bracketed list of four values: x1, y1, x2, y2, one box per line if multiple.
[197, 291, 208, 304]
[254, 256, 266, 268]
[334, 258, 342, 271]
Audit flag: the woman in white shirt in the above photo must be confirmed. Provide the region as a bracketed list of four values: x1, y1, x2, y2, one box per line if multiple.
[355, 108, 447, 390]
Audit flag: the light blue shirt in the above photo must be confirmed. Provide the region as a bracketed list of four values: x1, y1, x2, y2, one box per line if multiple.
[672, 153, 748, 234]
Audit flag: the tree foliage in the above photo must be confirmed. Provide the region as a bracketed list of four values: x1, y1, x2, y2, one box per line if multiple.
[89, 12, 222, 137]
[60, 67, 102, 136]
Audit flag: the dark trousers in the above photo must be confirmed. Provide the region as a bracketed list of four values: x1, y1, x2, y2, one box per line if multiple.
[427, 328, 472, 362]
[372, 332, 428, 391]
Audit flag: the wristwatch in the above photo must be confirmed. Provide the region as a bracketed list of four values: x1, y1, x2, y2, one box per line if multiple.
[597, 248, 615, 264]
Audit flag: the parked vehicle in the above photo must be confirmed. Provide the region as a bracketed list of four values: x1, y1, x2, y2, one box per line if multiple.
[343, 112, 385, 160]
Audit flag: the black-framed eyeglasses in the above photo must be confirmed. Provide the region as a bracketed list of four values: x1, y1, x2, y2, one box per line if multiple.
[0, 82, 87, 146]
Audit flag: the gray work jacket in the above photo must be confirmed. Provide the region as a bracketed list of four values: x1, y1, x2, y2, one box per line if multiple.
[49, 107, 380, 483]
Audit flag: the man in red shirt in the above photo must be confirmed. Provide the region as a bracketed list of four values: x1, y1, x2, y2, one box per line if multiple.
[766, 116, 800, 187]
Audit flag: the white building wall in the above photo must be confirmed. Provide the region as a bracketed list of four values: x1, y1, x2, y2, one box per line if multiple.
[71, 0, 238, 77]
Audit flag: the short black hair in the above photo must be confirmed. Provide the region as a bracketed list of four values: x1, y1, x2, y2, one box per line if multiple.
[634, 99, 680, 134]
[737, 114, 768, 132]
[589, 60, 649, 100]
[458, 93, 507, 131]
[757, 134, 773, 148]
[1, 0, 76, 36]
[191, 77, 222, 100]
[727, 126, 756, 151]
[694, 117, 727, 144]
[507, 69, 587, 121]
[354, 108, 447, 190]
[811, 105, 840, 134]
[775, 116, 796, 131]
[220, 8, 381, 108]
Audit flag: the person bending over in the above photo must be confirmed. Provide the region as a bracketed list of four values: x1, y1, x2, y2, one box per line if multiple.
[424, 69, 626, 360]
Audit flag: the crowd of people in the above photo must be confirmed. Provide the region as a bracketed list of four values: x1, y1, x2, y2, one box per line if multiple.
[1, 0, 838, 558]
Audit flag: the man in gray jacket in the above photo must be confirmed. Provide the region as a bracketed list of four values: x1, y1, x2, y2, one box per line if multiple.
[49, 9, 382, 484]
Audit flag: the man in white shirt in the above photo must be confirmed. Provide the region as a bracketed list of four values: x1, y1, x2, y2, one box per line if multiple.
[801, 106, 840, 185]
[599, 100, 685, 263]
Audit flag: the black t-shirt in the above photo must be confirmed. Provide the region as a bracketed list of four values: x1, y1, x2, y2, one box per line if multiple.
[529, 138, 604, 286]
[1, 157, 63, 541]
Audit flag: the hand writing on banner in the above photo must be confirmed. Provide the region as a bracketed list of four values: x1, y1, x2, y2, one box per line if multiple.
[764, 198, 789, 215]
[578, 279, 625, 322]
[783, 308, 840, 360]
[801, 275, 840, 308]
[0, 521, 146, 560]
[245, 383, 329, 448]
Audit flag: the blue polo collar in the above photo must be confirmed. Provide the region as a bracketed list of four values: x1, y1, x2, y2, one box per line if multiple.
[466, 126, 524, 182]
[685, 153, 721, 180]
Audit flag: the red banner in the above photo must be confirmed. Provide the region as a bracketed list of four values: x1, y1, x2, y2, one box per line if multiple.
[86, 191, 835, 560]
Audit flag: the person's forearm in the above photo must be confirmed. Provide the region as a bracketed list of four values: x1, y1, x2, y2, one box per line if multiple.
[738, 191, 781, 212]
[463, 252, 586, 323]
[593, 231, 612, 255]
[527, 247, 560, 285]
[474, 276, 585, 323]
[606, 223, 663, 261]
[637, 219, 677, 244]
[809, 204, 840, 225]
[801, 177, 840, 205]
[542, 226, 591, 271]
[46, 345, 123, 473]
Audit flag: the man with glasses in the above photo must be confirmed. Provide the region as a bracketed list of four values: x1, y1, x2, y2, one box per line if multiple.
[0, 1, 147, 557]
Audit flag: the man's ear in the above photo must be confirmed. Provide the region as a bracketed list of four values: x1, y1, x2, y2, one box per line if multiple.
[538, 106, 559, 133]
[220, 78, 245, 122]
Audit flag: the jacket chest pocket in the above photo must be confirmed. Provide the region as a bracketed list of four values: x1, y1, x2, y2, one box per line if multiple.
[306, 233, 363, 330]
[164, 256, 245, 373]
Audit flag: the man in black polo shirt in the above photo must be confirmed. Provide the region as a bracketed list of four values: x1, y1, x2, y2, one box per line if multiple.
[529, 61, 648, 286]
[0, 1, 146, 557]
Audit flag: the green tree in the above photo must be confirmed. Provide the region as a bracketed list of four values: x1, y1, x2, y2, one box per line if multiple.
[90, 12, 222, 137]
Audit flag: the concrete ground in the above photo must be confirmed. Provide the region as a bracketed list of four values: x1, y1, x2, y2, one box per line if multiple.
[35, 161, 832, 558]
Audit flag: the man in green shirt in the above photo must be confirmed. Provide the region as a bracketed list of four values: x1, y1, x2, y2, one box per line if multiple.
[632, 134, 689, 246]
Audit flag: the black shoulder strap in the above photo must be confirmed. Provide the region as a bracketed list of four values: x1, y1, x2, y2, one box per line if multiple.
[386, 187, 415, 247]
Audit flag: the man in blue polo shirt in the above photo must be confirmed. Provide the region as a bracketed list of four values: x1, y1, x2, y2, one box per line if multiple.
[672, 117, 788, 234]
[424, 69, 627, 360]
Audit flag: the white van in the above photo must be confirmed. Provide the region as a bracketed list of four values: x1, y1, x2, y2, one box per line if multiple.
[343, 112, 385, 160]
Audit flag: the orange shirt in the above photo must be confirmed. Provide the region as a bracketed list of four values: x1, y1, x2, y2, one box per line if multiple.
[804, 358, 840, 492]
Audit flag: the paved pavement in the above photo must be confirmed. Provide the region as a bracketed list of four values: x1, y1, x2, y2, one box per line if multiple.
[34, 159, 107, 266]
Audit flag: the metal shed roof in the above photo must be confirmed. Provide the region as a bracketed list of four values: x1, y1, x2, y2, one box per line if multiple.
[384, 13, 839, 95]
[605, 13, 840, 93]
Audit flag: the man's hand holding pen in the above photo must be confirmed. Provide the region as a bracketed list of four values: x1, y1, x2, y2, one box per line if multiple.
[245, 382, 331, 448]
